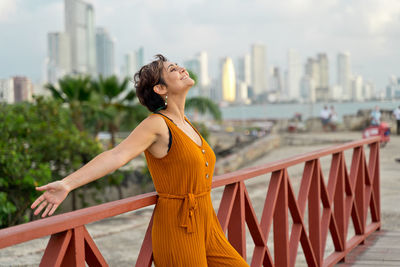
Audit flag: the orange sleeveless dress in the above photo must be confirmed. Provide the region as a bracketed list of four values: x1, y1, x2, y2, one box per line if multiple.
[144, 113, 249, 267]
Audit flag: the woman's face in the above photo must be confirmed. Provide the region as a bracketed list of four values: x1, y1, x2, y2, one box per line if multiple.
[161, 61, 194, 93]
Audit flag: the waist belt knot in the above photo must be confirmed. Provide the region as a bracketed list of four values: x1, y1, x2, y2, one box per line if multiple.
[158, 190, 210, 233]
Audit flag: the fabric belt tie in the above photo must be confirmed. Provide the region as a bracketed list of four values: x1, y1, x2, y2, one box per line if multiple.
[158, 190, 210, 233]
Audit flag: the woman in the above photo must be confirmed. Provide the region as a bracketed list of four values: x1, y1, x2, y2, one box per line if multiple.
[31, 55, 249, 266]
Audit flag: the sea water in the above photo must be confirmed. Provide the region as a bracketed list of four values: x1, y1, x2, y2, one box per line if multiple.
[221, 101, 400, 122]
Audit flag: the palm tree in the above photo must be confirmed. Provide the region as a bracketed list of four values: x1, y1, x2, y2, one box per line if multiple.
[185, 96, 222, 121]
[91, 75, 148, 148]
[45, 75, 92, 132]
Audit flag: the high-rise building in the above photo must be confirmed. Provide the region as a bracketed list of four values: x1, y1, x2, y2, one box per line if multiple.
[184, 51, 210, 97]
[337, 52, 351, 100]
[385, 75, 400, 99]
[65, 0, 96, 75]
[351, 75, 363, 101]
[96, 27, 115, 77]
[47, 32, 71, 84]
[316, 53, 329, 101]
[221, 57, 236, 102]
[13, 76, 33, 102]
[305, 54, 330, 102]
[122, 47, 144, 79]
[0, 78, 14, 103]
[136, 47, 144, 71]
[287, 49, 301, 100]
[301, 75, 316, 103]
[123, 52, 136, 78]
[237, 53, 251, 85]
[363, 81, 375, 100]
[197, 51, 210, 89]
[270, 67, 282, 93]
[236, 81, 249, 103]
[251, 43, 267, 97]
[183, 58, 201, 98]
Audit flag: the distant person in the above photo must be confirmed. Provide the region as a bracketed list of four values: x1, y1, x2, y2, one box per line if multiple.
[320, 105, 331, 131]
[330, 105, 338, 131]
[393, 105, 400, 135]
[370, 106, 381, 126]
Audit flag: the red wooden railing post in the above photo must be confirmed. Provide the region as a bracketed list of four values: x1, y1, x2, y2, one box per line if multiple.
[309, 159, 322, 266]
[136, 212, 154, 267]
[228, 181, 247, 258]
[273, 169, 289, 266]
[369, 141, 381, 225]
[332, 152, 346, 261]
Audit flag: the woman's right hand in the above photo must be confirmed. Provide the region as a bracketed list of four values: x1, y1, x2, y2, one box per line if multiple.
[31, 180, 70, 218]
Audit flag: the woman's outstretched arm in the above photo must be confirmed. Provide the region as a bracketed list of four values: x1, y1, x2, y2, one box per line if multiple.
[31, 115, 163, 217]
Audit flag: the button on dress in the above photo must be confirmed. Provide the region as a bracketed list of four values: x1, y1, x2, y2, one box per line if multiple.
[144, 113, 249, 267]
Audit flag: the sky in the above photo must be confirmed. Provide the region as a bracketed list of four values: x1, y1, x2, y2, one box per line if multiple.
[0, 0, 399, 91]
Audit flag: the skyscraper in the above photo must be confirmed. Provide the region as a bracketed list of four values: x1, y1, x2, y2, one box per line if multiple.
[287, 49, 301, 100]
[13, 76, 33, 102]
[184, 51, 210, 97]
[337, 52, 351, 100]
[0, 78, 14, 104]
[47, 32, 71, 84]
[351, 75, 363, 101]
[197, 51, 210, 89]
[96, 27, 115, 77]
[136, 47, 144, 71]
[122, 47, 144, 79]
[251, 43, 267, 97]
[237, 53, 251, 85]
[65, 0, 96, 75]
[221, 57, 236, 102]
[123, 52, 136, 78]
[316, 53, 329, 101]
[270, 67, 282, 93]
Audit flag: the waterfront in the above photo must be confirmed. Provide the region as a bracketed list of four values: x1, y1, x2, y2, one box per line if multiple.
[221, 100, 400, 121]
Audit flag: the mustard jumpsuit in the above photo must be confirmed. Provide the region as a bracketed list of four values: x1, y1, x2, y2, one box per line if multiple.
[144, 113, 249, 267]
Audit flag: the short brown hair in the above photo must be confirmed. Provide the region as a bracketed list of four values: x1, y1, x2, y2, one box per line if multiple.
[134, 54, 168, 112]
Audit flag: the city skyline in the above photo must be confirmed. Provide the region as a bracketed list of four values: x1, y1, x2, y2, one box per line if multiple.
[0, 0, 399, 92]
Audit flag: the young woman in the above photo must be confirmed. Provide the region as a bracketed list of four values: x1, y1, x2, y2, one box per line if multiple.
[31, 55, 249, 266]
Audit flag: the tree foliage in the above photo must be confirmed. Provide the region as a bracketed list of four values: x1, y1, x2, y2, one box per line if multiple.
[90, 75, 148, 147]
[185, 96, 222, 121]
[0, 97, 114, 228]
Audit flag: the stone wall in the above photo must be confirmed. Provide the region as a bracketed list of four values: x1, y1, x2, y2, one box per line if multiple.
[214, 135, 281, 175]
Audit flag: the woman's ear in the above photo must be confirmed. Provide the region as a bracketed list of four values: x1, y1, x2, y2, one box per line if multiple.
[153, 84, 167, 95]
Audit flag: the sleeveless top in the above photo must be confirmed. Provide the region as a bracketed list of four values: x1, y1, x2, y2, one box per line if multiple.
[144, 113, 216, 233]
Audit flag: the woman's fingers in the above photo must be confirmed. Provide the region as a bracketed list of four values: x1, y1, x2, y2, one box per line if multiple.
[36, 184, 51, 191]
[41, 203, 53, 218]
[49, 204, 59, 216]
[31, 195, 45, 209]
[34, 200, 48, 216]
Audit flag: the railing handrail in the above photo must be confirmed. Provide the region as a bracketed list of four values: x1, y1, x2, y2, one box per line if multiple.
[0, 136, 380, 255]
[213, 136, 380, 186]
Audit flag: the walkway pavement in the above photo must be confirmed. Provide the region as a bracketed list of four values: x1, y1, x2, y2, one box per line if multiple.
[0, 131, 399, 266]
[338, 230, 400, 266]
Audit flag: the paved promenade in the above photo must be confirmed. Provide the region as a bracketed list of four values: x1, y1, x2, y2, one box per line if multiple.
[0, 131, 399, 266]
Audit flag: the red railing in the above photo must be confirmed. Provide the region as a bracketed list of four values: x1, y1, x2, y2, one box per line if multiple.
[0, 136, 381, 266]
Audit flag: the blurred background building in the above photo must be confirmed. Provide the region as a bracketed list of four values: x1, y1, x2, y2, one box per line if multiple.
[96, 27, 115, 77]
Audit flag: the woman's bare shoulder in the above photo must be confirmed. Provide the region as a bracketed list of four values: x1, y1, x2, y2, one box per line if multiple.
[136, 114, 166, 133]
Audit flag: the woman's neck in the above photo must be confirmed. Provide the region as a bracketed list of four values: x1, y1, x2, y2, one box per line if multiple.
[163, 96, 186, 124]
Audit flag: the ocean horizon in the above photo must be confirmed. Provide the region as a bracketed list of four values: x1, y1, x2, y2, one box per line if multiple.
[220, 100, 400, 122]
